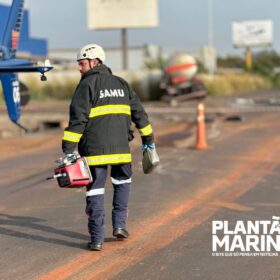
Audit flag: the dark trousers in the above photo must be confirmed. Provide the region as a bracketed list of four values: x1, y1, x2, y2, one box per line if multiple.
[85, 163, 132, 244]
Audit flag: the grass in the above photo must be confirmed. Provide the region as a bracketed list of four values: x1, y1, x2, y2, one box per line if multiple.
[0, 70, 275, 104]
[200, 72, 273, 96]
[19, 71, 80, 100]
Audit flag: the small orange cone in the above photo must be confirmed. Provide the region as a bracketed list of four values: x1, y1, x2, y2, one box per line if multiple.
[196, 102, 208, 150]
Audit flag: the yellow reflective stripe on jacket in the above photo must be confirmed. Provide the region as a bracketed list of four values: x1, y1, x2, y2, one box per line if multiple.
[139, 124, 153, 136]
[62, 130, 82, 142]
[86, 153, 132, 165]
[89, 105, 131, 118]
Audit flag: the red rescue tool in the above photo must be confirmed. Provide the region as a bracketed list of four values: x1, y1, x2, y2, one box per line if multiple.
[47, 156, 92, 188]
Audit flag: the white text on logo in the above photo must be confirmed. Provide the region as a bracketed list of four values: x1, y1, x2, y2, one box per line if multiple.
[100, 89, 125, 99]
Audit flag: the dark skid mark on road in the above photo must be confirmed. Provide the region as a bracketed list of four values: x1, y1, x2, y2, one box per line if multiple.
[156, 122, 195, 147]
[0, 213, 88, 249]
[157, 130, 192, 146]
[0, 226, 86, 249]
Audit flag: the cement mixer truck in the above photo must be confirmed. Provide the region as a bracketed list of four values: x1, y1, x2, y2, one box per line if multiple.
[160, 53, 206, 104]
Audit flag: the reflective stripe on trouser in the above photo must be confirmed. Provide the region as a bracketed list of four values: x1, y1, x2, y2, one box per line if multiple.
[85, 164, 132, 244]
[86, 166, 107, 244]
[111, 164, 132, 229]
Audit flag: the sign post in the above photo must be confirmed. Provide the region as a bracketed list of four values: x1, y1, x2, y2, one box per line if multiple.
[245, 47, 252, 70]
[121, 28, 128, 70]
[232, 20, 273, 70]
[87, 0, 159, 70]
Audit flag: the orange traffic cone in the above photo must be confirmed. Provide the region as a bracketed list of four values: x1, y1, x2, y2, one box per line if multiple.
[196, 102, 208, 150]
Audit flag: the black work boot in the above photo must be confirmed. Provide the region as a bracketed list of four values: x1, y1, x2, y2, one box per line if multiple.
[87, 242, 102, 251]
[113, 228, 129, 239]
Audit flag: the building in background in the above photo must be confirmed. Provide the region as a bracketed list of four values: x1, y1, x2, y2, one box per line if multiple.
[0, 3, 48, 59]
[49, 46, 146, 71]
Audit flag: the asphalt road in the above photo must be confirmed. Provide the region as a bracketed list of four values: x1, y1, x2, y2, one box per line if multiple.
[0, 100, 279, 280]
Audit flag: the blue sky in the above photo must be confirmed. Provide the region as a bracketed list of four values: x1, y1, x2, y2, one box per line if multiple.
[1, 0, 280, 56]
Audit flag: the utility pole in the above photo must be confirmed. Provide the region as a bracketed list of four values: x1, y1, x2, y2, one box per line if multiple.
[208, 0, 213, 48]
[121, 28, 128, 70]
[245, 47, 252, 70]
[208, 0, 215, 77]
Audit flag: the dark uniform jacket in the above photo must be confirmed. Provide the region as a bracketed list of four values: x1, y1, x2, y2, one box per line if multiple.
[62, 64, 154, 166]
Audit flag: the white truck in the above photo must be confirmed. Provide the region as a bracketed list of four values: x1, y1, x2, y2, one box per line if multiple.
[160, 53, 206, 104]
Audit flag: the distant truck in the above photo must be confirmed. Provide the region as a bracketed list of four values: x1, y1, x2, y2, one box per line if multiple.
[160, 53, 206, 105]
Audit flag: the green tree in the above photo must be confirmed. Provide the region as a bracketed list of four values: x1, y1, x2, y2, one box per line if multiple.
[252, 50, 280, 76]
[217, 56, 245, 68]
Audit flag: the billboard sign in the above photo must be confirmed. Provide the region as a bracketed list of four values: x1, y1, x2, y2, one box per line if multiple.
[232, 20, 273, 48]
[87, 0, 159, 30]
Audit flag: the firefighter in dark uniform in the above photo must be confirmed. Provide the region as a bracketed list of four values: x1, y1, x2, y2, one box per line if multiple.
[62, 44, 156, 251]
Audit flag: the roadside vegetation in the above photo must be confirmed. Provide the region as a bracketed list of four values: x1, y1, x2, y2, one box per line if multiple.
[19, 71, 80, 100]
[200, 72, 273, 96]
[143, 49, 280, 97]
[208, 50, 280, 96]
[0, 50, 279, 103]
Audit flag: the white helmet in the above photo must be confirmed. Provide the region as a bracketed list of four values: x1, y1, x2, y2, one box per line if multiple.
[77, 44, 106, 62]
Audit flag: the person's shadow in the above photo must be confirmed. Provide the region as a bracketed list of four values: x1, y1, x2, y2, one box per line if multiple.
[0, 213, 88, 249]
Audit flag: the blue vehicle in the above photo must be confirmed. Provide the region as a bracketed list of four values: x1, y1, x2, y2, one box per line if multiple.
[0, 0, 53, 129]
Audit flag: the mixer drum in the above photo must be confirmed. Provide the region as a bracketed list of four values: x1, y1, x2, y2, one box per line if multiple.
[164, 54, 198, 85]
